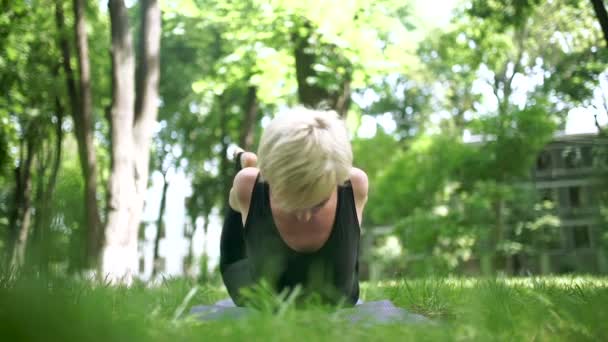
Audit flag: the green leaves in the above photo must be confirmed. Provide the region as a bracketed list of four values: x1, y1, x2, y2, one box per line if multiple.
[365, 132, 469, 225]
[467, 104, 556, 180]
[468, 0, 542, 30]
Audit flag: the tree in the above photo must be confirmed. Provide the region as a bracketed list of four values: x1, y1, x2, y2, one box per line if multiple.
[240, 86, 259, 151]
[27, 97, 64, 271]
[164, 0, 416, 236]
[151, 166, 169, 278]
[361, 0, 606, 275]
[186, 173, 221, 282]
[149, 130, 180, 278]
[72, 0, 103, 267]
[590, 0, 608, 47]
[1, 0, 65, 269]
[54, 0, 103, 269]
[102, 0, 161, 283]
[291, 18, 353, 116]
[9, 121, 37, 267]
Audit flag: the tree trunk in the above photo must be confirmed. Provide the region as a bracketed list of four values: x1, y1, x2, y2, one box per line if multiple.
[102, 0, 137, 284]
[199, 214, 210, 283]
[54, 0, 79, 126]
[239, 86, 258, 151]
[29, 144, 49, 270]
[183, 219, 197, 279]
[332, 78, 351, 118]
[12, 202, 33, 268]
[10, 139, 35, 268]
[492, 197, 506, 273]
[73, 0, 103, 267]
[130, 0, 161, 278]
[152, 172, 169, 277]
[55, 0, 102, 269]
[292, 23, 330, 109]
[102, 0, 160, 284]
[6, 145, 23, 266]
[45, 99, 64, 269]
[591, 0, 608, 47]
[292, 22, 352, 117]
[29, 98, 64, 272]
[218, 96, 231, 211]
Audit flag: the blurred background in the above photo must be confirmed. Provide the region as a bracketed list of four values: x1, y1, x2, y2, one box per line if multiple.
[1, 0, 607, 284]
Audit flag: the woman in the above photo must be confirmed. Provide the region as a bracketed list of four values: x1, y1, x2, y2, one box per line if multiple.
[220, 107, 368, 306]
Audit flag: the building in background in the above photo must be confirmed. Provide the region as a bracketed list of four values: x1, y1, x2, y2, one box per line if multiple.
[523, 133, 607, 274]
[361, 133, 608, 278]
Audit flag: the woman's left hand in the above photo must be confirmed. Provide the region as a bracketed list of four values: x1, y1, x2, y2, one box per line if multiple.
[233, 146, 258, 168]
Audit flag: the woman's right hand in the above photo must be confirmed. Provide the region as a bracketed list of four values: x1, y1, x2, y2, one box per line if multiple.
[233, 146, 258, 168]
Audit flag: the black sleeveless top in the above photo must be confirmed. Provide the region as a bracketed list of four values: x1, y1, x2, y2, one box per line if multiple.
[243, 176, 360, 306]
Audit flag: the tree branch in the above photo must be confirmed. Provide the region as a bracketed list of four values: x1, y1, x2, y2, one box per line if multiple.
[590, 0, 608, 47]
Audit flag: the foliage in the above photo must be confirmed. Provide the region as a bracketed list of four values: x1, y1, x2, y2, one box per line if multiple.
[464, 104, 557, 182]
[354, 0, 606, 276]
[0, 0, 606, 277]
[366, 132, 470, 226]
[360, 103, 558, 274]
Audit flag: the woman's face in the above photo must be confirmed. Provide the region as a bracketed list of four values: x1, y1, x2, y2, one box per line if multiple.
[271, 190, 332, 222]
[292, 197, 331, 222]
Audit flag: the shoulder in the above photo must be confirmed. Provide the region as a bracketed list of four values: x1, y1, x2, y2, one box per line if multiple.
[349, 167, 368, 202]
[234, 167, 260, 208]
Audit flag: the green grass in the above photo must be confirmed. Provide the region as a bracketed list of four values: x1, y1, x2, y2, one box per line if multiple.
[1, 275, 607, 341]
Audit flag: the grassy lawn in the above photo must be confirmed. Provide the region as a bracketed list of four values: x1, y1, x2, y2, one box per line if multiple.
[1, 276, 607, 341]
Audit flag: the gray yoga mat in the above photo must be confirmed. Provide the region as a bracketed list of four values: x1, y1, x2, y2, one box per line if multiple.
[190, 298, 431, 324]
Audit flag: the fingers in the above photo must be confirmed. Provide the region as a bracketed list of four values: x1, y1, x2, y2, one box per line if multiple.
[240, 152, 257, 168]
[233, 146, 245, 159]
[233, 145, 257, 168]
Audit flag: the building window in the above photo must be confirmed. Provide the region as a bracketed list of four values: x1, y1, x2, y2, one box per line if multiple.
[563, 148, 581, 169]
[584, 186, 598, 204]
[569, 187, 581, 208]
[581, 146, 593, 167]
[541, 227, 563, 250]
[536, 151, 552, 170]
[572, 226, 590, 248]
[540, 189, 555, 203]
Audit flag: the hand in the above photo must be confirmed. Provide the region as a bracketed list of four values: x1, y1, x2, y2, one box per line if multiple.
[233, 146, 258, 168]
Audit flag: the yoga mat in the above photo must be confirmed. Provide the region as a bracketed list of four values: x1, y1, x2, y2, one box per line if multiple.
[190, 298, 431, 324]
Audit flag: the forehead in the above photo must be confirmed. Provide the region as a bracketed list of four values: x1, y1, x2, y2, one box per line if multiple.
[269, 185, 334, 210]
[312, 196, 331, 207]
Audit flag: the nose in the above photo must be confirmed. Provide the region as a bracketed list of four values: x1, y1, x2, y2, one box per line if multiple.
[295, 210, 312, 222]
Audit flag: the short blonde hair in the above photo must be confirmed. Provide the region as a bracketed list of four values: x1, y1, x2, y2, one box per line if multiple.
[258, 107, 352, 212]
